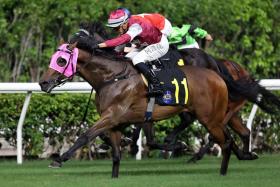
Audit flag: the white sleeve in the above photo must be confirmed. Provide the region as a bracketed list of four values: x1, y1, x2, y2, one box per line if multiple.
[126, 23, 143, 41]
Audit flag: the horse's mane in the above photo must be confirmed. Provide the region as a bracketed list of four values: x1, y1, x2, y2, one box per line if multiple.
[78, 21, 110, 40]
[69, 21, 125, 60]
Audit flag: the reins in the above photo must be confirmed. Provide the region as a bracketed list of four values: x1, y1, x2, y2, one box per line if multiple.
[94, 62, 132, 91]
[79, 87, 94, 125]
[68, 26, 142, 92]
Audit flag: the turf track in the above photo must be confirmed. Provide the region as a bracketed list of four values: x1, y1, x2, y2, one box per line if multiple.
[0, 154, 280, 187]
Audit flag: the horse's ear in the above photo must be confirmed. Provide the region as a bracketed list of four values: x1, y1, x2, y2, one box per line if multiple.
[68, 42, 77, 50]
[59, 38, 65, 45]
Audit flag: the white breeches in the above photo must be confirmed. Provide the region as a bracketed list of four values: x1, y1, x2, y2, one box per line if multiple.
[126, 35, 170, 65]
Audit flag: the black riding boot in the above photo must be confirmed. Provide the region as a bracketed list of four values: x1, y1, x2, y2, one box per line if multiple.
[135, 62, 163, 96]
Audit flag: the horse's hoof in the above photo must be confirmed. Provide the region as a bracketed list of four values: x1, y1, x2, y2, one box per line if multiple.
[177, 141, 187, 150]
[220, 169, 228, 176]
[241, 152, 259, 160]
[121, 137, 133, 147]
[48, 160, 62, 168]
[187, 157, 198, 164]
[249, 152, 259, 160]
[99, 143, 110, 150]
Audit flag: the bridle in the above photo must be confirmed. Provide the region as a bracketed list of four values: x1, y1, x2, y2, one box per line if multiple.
[51, 28, 135, 91]
[56, 47, 75, 85]
[47, 44, 77, 87]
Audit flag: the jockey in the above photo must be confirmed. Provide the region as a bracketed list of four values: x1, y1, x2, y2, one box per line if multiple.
[97, 8, 172, 96]
[168, 24, 213, 49]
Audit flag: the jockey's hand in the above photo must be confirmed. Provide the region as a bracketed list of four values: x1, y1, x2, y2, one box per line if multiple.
[124, 44, 137, 53]
[205, 34, 213, 41]
[98, 43, 107, 48]
[124, 47, 134, 53]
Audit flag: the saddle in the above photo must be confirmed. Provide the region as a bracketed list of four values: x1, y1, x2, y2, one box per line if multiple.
[146, 49, 189, 106]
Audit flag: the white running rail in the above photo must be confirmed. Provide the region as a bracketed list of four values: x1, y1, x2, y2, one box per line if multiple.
[0, 82, 93, 164]
[0, 79, 279, 163]
[246, 79, 280, 151]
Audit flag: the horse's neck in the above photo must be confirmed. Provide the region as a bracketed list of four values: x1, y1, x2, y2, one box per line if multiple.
[79, 53, 136, 91]
[93, 33, 105, 42]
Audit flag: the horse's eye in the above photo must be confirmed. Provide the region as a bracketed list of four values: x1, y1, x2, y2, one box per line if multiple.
[57, 57, 67, 67]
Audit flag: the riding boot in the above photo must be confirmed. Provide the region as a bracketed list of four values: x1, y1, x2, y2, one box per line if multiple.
[135, 62, 163, 96]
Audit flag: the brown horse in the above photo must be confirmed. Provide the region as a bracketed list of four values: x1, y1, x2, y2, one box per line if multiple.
[39, 32, 234, 177]
[175, 49, 280, 160]
[134, 58, 256, 160]
[131, 51, 280, 161]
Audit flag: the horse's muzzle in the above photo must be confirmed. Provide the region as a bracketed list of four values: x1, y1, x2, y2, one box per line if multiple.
[39, 80, 55, 93]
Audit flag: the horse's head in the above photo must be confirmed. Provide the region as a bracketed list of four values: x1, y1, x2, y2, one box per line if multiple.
[39, 43, 78, 93]
[39, 21, 118, 93]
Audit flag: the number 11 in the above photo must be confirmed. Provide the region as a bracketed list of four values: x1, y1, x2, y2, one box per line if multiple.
[171, 78, 188, 104]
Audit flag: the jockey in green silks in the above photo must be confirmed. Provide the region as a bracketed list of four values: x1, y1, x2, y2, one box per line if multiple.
[168, 24, 213, 49]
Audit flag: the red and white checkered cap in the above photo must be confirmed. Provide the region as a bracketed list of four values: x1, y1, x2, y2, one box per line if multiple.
[107, 9, 129, 28]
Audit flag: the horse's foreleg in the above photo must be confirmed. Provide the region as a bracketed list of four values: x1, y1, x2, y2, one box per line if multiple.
[142, 122, 161, 149]
[164, 112, 194, 144]
[110, 130, 122, 178]
[187, 135, 214, 163]
[49, 112, 118, 168]
[140, 113, 194, 152]
[142, 112, 194, 151]
[142, 122, 183, 151]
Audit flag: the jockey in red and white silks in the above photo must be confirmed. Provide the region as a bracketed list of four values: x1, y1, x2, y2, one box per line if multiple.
[98, 8, 172, 95]
[102, 11, 172, 65]
[123, 13, 172, 65]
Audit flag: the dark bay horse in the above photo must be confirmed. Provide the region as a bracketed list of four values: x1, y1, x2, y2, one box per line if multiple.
[39, 33, 234, 177]
[166, 50, 280, 161]
[132, 51, 280, 161]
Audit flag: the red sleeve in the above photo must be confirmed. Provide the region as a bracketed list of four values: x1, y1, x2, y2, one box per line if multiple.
[104, 34, 131, 47]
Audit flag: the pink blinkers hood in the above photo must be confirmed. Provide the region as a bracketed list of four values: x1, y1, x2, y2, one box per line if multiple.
[49, 44, 79, 77]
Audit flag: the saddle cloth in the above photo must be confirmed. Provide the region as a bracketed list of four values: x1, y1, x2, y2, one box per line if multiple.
[144, 50, 189, 106]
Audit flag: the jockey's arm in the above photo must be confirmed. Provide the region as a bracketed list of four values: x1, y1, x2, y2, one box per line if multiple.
[188, 25, 213, 41]
[98, 34, 131, 48]
[99, 23, 143, 48]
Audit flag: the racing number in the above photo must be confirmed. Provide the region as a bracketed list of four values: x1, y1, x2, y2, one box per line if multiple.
[171, 78, 188, 104]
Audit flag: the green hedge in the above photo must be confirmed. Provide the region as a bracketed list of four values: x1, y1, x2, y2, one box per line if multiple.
[0, 93, 279, 156]
[0, 93, 99, 156]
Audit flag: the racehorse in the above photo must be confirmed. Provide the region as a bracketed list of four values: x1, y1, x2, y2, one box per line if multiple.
[160, 50, 280, 161]
[94, 21, 280, 160]
[39, 23, 235, 178]
[165, 57, 255, 161]
[130, 53, 280, 161]
[39, 22, 280, 177]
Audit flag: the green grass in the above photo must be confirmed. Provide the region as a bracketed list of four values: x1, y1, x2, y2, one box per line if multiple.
[0, 154, 280, 187]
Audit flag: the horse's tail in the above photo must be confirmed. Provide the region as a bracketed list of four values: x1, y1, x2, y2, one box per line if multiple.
[217, 62, 280, 114]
